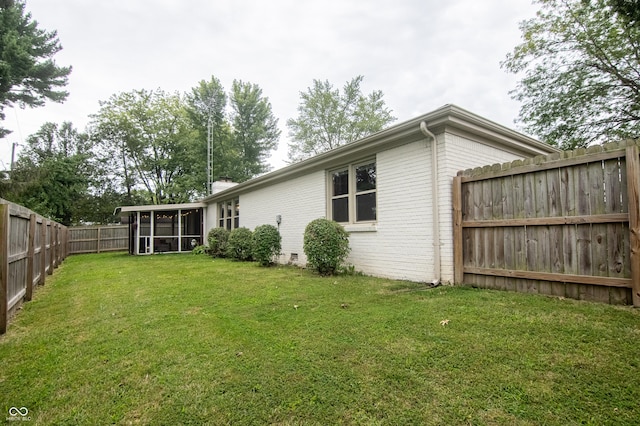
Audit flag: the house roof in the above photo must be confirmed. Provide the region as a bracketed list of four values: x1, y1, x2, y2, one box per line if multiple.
[201, 104, 559, 204]
[116, 202, 206, 215]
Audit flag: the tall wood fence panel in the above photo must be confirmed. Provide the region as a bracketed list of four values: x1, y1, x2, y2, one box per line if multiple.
[0, 198, 68, 334]
[453, 141, 640, 306]
[68, 225, 128, 254]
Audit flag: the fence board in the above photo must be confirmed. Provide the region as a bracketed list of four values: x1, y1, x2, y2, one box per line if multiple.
[0, 199, 68, 334]
[625, 146, 640, 305]
[454, 141, 640, 306]
[0, 204, 8, 334]
[67, 225, 128, 254]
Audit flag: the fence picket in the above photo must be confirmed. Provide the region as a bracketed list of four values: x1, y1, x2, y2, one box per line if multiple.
[454, 141, 640, 306]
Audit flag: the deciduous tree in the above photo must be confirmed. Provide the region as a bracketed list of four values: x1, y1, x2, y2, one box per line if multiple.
[228, 80, 280, 180]
[502, 0, 640, 149]
[90, 89, 200, 204]
[287, 76, 395, 162]
[185, 76, 231, 188]
[185, 77, 280, 184]
[5, 122, 91, 225]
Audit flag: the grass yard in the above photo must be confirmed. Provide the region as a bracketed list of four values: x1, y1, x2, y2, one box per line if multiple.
[1, 252, 640, 425]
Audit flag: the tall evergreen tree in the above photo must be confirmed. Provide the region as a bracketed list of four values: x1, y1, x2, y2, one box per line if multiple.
[0, 0, 71, 137]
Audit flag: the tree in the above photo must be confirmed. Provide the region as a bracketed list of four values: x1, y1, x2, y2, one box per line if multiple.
[185, 76, 232, 188]
[228, 80, 280, 180]
[502, 0, 640, 150]
[286, 76, 395, 162]
[609, 0, 640, 26]
[0, 0, 71, 138]
[185, 77, 280, 184]
[5, 122, 92, 225]
[90, 89, 200, 204]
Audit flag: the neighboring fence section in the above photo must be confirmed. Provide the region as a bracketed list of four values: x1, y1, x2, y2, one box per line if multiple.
[68, 225, 128, 254]
[0, 198, 68, 334]
[453, 141, 640, 306]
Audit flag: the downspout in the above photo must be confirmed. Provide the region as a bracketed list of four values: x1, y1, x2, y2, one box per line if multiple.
[420, 121, 441, 286]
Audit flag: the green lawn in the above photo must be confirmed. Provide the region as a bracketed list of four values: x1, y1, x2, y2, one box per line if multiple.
[1, 252, 639, 425]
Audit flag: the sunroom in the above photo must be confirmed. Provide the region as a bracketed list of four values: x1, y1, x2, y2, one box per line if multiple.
[117, 203, 206, 255]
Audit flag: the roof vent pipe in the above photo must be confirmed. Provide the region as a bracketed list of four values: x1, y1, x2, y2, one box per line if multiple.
[420, 121, 441, 286]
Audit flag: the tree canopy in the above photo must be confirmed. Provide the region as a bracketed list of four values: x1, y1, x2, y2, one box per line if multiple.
[185, 76, 280, 185]
[0, 0, 71, 138]
[90, 89, 201, 205]
[3, 122, 92, 225]
[502, 0, 640, 149]
[228, 80, 280, 180]
[286, 76, 395, 162]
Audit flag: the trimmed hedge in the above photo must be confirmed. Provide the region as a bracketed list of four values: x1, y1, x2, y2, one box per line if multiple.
[252, 224, 282, 266]
[207, 227, 230, 258]
[303, 218, 350, 276]
[226, 227, 254, 261]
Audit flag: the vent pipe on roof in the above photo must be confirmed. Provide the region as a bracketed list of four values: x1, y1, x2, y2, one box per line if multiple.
[420, 121, 441, 286]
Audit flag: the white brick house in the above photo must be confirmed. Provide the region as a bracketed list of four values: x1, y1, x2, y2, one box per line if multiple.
[201, 105, 559, 284]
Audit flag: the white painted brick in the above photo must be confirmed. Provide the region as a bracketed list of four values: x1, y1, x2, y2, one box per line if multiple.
[203, 131, 535, 284]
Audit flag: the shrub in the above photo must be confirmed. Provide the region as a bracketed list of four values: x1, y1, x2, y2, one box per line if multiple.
[226, 227, 254, 261]
[192, 245, 208, 255]
[303, 218, 350, 276]
[252, 224, 282, 266]
[207, 227, 230, 258]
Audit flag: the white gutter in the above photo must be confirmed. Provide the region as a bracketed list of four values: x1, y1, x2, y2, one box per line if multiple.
[420, 121, 441, 286]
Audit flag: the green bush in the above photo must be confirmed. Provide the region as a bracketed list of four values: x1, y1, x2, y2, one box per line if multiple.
[207, 227, 230, 258]
[192, 245, 208, 255]
[303, 218, 350, 276]
[252, 224, 282, 266]
[226, 227, 254, 261]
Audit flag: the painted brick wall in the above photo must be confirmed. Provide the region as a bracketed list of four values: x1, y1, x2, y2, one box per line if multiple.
[437, 133, 531, 282]
[346, 139, 435, 281]
[238, 170, 326, 265]
[204, 132, 536, 283]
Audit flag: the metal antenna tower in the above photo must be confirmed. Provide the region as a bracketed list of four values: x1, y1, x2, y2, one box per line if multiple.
[207, 115, 214, 195]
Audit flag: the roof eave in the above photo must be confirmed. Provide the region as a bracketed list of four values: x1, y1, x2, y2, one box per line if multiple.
[200, 104, 559, 203]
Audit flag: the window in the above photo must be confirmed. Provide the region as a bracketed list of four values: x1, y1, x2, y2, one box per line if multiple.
[218, 198, 239, 230]
[329, 160, 377, 223]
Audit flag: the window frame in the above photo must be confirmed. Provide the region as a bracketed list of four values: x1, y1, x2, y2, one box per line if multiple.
[218, 197, 240, 230]
[327, 159, 377, 225]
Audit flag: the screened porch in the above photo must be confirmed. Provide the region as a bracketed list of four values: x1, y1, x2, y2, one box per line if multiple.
[118, 203, 206, 255]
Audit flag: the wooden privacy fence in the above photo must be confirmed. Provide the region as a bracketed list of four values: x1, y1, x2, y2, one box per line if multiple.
[453, 141, 640, 306]
[0, 198, 68, 334]
[68, 225, 128, 254]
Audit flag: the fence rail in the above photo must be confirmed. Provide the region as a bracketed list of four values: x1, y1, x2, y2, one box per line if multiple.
[68, 225, 128, 254]
[0, 198, 68, 334]
[453, 141, 640, 306]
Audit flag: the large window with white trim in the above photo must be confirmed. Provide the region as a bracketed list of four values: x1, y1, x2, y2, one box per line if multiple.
[218, 198, 239, 230]
[329, 160, 377, 223]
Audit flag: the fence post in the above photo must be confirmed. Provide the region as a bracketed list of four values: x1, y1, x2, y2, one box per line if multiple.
[39, 219, 46, 284]
[26, 213, 36, 301]
[0, 204, 9, 334]
[52, 223, 58, 269]
[453, 175, 464, 284]
[47, 221, 53, 276]
[626, 146, 640, 307]
[97, 226, 101, 254]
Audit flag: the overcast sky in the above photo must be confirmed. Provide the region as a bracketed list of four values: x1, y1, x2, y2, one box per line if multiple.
[1, 0, 538, 171]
